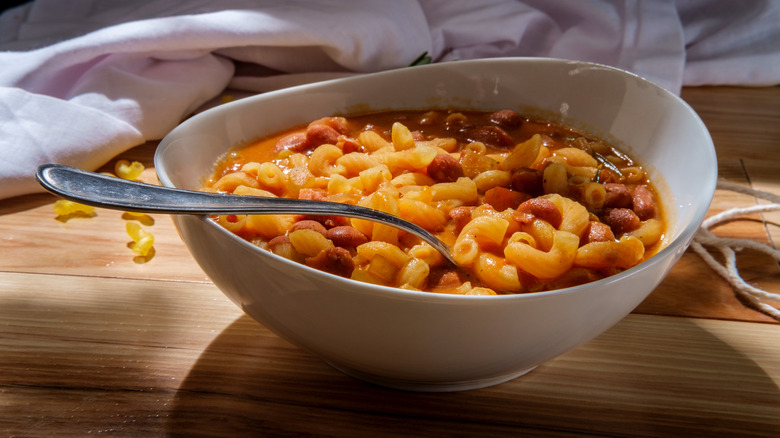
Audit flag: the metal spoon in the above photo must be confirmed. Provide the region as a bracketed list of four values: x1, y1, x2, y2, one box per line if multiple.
[36, 164, 457, 265]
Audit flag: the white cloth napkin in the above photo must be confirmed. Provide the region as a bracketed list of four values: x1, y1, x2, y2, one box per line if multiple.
[1, 0, 778, 200]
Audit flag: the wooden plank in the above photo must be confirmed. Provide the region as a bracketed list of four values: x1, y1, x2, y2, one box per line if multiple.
[0, 271, 778, 437]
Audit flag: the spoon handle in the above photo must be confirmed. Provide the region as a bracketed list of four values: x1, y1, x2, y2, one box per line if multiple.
[36, 164, 456, 265]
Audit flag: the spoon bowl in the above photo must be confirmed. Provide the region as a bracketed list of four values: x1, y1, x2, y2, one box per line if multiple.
[35, 163, 457, 265]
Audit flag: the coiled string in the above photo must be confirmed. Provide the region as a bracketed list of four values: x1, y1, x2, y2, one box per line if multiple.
[691, 181, 780, 321]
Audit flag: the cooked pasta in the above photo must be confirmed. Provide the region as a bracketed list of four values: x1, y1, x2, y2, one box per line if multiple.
[203, 109, 668, 295]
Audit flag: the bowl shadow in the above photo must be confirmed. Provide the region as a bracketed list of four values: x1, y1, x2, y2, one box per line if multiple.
[168, 314, 780, 437]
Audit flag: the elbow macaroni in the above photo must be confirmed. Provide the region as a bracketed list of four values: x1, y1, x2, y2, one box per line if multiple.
[203, 109, 667, 295]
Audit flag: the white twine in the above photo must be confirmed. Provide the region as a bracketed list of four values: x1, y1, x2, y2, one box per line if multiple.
[691, 181, 780, 321]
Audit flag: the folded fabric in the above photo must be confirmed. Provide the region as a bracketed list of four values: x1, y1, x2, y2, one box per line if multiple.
[1, 0, 778, 200]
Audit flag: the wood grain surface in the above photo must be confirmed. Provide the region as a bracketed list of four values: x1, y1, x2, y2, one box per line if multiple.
[1, 85, 779, 437]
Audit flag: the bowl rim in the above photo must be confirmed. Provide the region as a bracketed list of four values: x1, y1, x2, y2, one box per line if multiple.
[155, 57, 717, 303]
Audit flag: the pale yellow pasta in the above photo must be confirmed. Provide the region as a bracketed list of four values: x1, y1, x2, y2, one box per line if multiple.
[326, 174, 361, 196]
[233, 184, 276, 198]
[375, 145, 438, 172]
[398, 198, 448, 231]
[399, 185, 433, 202]
[408, 243, 445, 267]
[542, 162, 569, 195]
[574, 235, 645, 269]
[473, 169, 512, 193]
[500, 134, 541, 171]
[245, 214, 296, 240]
[337, 152, 380, 176]
[553, 147, 599, 167]
[473, 253, 522, 292]
[53, 199, 95, 217]
[359, 164, 393, 193]
[582, 182, 606, 210]
[543, 193, 589, 238]
[621, 166, 646, 183]
[126, 222, 154, 257]
[356, 241, 411, 268]
[521, 219, 555, 251]
[505, 230, 579, 279]
[357, 130, 391, 152]
[457, 215, 509, 248]
[251, 162, 288, 194]
[452, 236, 480, 266]
[432, 177, 479, 203]
[308, 144, 345, 177]
[417, 137, 458, 152]
[464, 141, 487, 154]
[288, 229, 334, 257]
[213, 171, 259, 192]
[465, 287, 498, 296]
[507, 231, 536, 247]
[397, 258, 430, 289]
[391, 121, 416, 151]
[366, 254, 399, 283]
[216, 214, 246, 233]
[286, 152, 309, 169]
[115, 160, 145, 181]
[390, 172, 435, 187]
[627, 218, 664, 246]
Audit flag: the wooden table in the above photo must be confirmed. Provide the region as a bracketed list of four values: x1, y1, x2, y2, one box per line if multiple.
[1, 86, 779, 437]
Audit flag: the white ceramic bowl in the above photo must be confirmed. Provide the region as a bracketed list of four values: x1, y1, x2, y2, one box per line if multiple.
[155, 58, 716, 392]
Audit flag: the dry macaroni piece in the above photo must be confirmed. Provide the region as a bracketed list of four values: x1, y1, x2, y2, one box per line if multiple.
[115, 160, 145, 181]
[53, 199, 96, 217]
[202, 110, 667, 295]
[126, 222, 154, 257]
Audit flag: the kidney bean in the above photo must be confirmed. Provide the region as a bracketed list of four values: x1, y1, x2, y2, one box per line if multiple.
[309, 116, 350, 135]
[483, 187, 530, 211]
[427, 153, 465, 182]
[449, 206, 475, 232]
[603, 183, 632, 208]
[511, 168, 543, 196]
[465, 125, 514, 147]
[267, 235, 291, 249]
[305, 124, 341, 147]
[305, 246, 355, 278]
[602, 208, 640, 235]
[631, 185, 656, 220]
[585, 220, 616, 243]
[516, 197, 562, 228]
[325, 225, 368, 248]
[274, 132, 309, 153]
[489, 109, 523, 129]
[289, 220, 327, 235]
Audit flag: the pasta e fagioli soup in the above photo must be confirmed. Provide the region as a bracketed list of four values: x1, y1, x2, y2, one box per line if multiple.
[201, 109, 667, 295]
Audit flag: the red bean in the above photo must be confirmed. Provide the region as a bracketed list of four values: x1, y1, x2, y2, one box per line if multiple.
[289, 220, 327, 235]
[427, 153, 464, 182]
[603, 183, 632, 208]
[465, 125, 514, 147]
[449, 206, 475, 232]
[325, 226, 368, 248]
[602, 208, 640, 235]
[489, 110, 523, 129]
[516, 198, 563, 228]
[632, 185, 656, 220]
[305, 247, 354, 278]
[274, 132, 309, 153]
[305, 124, 341, 147]
[511, 168, 543, 196]
[585, 221, 616, 243]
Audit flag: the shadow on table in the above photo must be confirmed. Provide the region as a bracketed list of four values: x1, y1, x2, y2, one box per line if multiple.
[168, 314, 780, 437]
